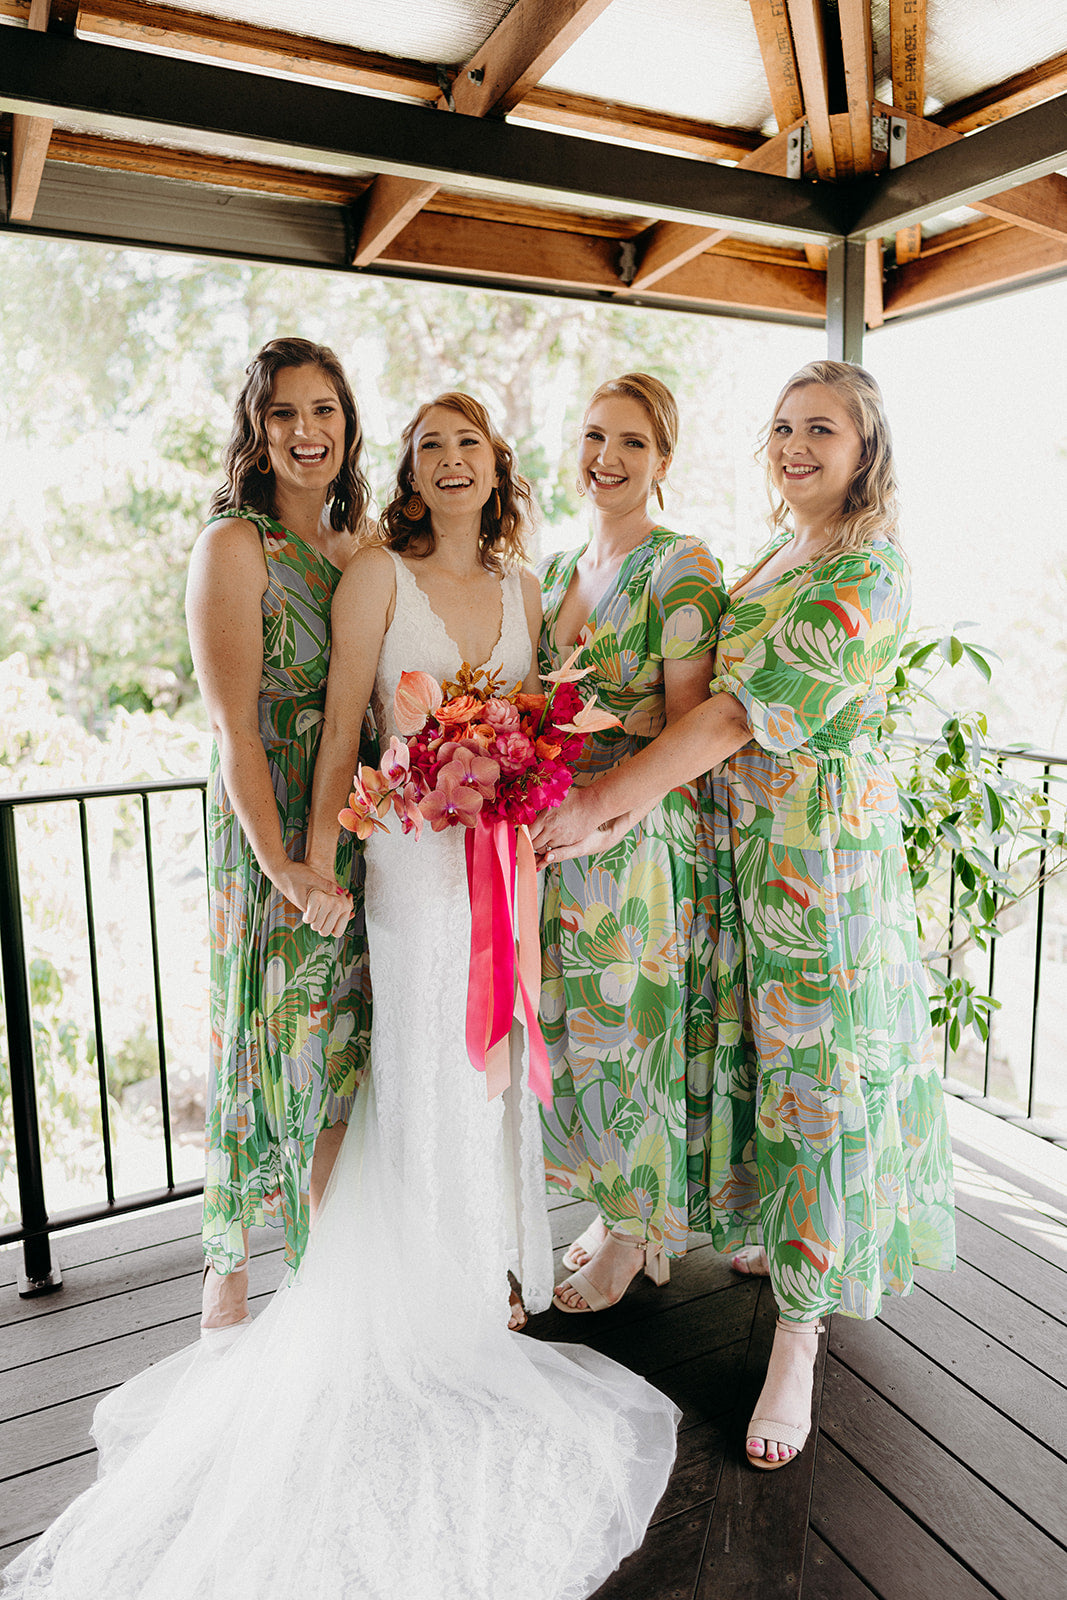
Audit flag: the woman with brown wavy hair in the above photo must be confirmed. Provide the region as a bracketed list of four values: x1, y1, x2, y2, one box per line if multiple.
[186, 337, 373, 1338]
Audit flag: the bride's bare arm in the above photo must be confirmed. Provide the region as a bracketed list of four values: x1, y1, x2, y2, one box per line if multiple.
[519, 568, 544, 694]
[302, 548, 395, 933]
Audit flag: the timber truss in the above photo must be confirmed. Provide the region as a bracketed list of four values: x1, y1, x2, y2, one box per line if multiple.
[2, 1, 1067, 357]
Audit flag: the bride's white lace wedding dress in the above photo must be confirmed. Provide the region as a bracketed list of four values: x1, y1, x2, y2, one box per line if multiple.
[2, 553, 679, 1600]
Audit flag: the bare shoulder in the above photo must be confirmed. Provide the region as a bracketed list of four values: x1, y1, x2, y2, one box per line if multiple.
[187, 515, 267, 597]
[332, 542, 397, 634]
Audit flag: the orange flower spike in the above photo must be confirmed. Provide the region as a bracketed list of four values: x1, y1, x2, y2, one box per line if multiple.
[394, 670, 443, 736]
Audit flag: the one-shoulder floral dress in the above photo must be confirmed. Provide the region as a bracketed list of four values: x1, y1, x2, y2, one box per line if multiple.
[201, 508, 372, 1274]
[703, 537, 955, 1320]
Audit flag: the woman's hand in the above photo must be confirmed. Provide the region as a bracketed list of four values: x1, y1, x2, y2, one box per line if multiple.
[529, 784, 602, 856]
[268, 859, 354, 935]
[535, 809, 637, 869]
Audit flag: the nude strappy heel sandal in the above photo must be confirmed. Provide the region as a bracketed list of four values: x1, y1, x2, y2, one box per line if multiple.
[553, 1229, 669, 1314]
[746, 1317, 824, 1470]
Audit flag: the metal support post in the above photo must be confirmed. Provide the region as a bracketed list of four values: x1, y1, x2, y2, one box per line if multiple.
[825, 237, 867, 364]
[0, 804, 62, 1295]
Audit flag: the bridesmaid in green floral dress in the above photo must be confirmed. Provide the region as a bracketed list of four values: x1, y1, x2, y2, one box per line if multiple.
[534, 362, 955, 1469]
[538, 373, 727, 1313]
[186, 339, 373, 1336]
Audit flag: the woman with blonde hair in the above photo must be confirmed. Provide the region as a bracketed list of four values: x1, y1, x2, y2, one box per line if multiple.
[538, 371, 728, 1314]
[534, 360, 956, 1468]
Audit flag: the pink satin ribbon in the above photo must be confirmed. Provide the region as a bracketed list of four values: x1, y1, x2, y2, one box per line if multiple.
[464, 821, 552, 1107]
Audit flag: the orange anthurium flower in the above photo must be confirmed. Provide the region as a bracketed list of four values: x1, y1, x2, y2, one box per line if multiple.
[394, 670, 443, 736]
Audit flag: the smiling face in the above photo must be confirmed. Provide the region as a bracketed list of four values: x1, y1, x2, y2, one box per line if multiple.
[578, 394, 668, 520]
[410, 405, 498, 521]
[263, 364, 346, 497]
[768, 382, 865, 527]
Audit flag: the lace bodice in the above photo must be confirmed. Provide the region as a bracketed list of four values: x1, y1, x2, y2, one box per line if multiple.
[373, 550, 531, 744]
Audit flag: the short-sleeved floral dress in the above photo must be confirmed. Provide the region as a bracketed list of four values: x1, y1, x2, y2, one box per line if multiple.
[539, 529, 727, 1258]
[202, 508, 373, 1275]
[703, 536, 955, 1320]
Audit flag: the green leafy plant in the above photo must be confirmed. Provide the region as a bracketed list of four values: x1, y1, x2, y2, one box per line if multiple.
[884, 630, 1067, 1049]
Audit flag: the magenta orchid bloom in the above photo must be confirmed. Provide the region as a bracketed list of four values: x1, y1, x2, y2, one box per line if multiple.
[391, 780, 425, 841]
[445, 746, 500, 798]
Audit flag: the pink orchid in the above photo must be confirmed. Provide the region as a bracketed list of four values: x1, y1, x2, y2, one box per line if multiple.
[394, 670, 443, 736]
[391, 780, 425, 841]
[380, 735, 411, 787]
[338, 787, 390, 839]
[420, 767, 485, 831]
[441, 746, 500, 798]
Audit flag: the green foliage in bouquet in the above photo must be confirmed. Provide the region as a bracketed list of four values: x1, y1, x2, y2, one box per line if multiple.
[884, 631, 1067, 1051]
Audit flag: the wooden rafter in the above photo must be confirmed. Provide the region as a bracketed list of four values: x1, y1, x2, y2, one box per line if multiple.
[748, 1, 804, 131]
[838, 0, 874, 173]
[885, 222, 1067, 318]
[935, 48, 1067, 134]
[353, 0, 614, 268]
[785, 1, 836, 180]
[890, 0, 927, 265]
[509, 91, 761, 161]
[875, 105, 1067, 247]
[618, 125, 796, 295]
[379, 209, 824, 319]
[8, 0, 51, 223]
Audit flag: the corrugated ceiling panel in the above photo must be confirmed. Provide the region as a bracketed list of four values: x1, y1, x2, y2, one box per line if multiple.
[923, 0, 1067, 114]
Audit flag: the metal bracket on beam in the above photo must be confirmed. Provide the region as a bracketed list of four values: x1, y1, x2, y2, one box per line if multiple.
[787, 125, 804, 181]
[435, 66, 455, 112]
[889, 117, 907, 169]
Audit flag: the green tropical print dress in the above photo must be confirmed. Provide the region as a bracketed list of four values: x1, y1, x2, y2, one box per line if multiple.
[703, 537, 956, 1320]
[539, 530, 727, 1258]
[202, 508, 372, 1275]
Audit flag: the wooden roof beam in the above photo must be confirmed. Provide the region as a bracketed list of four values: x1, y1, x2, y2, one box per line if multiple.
[619, 123, 797, 295]
[353, 0, 615, 267]
[838, 0, 874, 172]
[885, 223, 1067, 318]
[509, 90, 761, 162]
[380, 209, 824, 320]
[935, 48, 1067, 134]
[784, 1, 837, 180]
[890, 0, 927, 265]
[748, 1, 804, 131]
[74, 1, 440, 100]
[8, 0, 51, 223]
[874, 105, 1067, 247]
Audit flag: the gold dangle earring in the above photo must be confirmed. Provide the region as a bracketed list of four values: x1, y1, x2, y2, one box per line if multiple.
[493, 487, 502, 519]
[654, 478, 665, 510]
[575, 475, 586, 498]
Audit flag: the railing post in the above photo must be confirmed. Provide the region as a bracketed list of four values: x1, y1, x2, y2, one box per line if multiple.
[0, 804, 62, 1295]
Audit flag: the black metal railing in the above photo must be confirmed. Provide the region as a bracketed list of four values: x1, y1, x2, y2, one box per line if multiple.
[0, 777, 209, 1294]
[2, 747, 1066, 1296]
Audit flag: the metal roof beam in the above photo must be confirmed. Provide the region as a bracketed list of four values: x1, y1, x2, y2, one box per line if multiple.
[0, 29, 845, 242]
[846, 90, 1067, 240]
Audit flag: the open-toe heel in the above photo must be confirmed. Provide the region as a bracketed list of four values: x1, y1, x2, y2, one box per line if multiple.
[746, 1317, 823, 1471]
[553, 1230, 670, 1314]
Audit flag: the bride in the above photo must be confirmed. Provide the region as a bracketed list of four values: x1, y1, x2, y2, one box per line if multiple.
[2, 394, 678, 1600]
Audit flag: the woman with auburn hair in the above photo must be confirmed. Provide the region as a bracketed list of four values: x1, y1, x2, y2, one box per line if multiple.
[534, 361, 955, 1469]
[537, 372, 728, 1314]
[186, 337, 373, 1337]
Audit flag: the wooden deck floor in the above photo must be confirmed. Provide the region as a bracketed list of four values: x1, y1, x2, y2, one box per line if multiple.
[2, 1096, 1066, 1598]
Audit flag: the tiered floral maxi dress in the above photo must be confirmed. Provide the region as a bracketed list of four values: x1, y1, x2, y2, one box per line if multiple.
[703, 537, 956, 1320]
[539, 529, 727, 1258]
[202, 508, 372, 1275]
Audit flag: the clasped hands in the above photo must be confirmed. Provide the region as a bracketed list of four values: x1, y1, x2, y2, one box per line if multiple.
[529, 781, 633, 868]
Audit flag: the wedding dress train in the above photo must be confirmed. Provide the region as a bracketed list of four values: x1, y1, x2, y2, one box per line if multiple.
[2, 554, 679, 1600]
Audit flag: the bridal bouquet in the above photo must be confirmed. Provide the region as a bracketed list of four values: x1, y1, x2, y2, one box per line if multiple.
[339, 646, 617, 1106]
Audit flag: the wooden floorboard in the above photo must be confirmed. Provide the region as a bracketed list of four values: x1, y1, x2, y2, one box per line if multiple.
[4, 1110, 1067, 1598]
